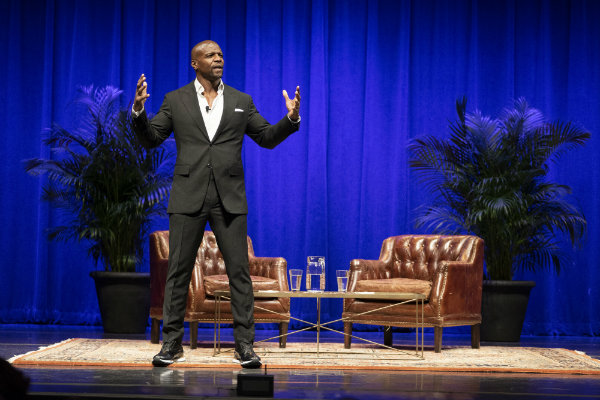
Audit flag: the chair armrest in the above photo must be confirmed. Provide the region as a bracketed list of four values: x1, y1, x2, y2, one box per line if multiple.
[348, 259, 388, 291]
[249, 256, 288, 291]
[430, 260, 483, 316]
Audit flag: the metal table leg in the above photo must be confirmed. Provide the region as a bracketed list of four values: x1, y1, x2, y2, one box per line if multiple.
[316, 297, 321, 355]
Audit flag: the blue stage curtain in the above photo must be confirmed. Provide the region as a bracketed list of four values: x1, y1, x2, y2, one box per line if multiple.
[1, 0, 598, 335]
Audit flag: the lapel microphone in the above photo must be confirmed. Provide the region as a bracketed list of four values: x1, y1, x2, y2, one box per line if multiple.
[206, 106, 211, 113]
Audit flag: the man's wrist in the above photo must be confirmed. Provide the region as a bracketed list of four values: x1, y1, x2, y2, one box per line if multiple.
[287, 115, 301, 124]
[132, 106, 144, 117]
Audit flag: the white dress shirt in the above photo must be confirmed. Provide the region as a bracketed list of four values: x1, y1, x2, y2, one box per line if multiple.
[195, 79, 224, 141]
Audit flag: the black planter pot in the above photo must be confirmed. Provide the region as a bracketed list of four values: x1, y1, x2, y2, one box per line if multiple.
[480, 280, 535, 342]
[90, 271, 150, 334]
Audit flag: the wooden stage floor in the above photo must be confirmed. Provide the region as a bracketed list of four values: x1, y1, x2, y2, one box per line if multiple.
[2, 324, 599, 399]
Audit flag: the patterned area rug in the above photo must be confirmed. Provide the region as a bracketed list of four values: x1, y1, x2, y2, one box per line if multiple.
[9, 338, 600, 375]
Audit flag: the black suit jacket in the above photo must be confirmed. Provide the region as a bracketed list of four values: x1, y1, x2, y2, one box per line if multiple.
[132, 81, 299, 214]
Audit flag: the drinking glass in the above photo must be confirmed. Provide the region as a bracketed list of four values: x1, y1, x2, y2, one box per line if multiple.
[288, 269, 303, 291]
[306, 256, 325, 292]
[336, 270, 349, 292]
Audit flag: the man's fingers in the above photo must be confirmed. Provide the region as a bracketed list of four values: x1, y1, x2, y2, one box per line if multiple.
[134, 74, 150, 110]
[133, 74, 149, 112]
[292, 86, 301, 105]
[136, 74, 145, 87]
[283, 87, 301, 104]
[136, 74, 147, 91]
[136, 82, 150, 101]
[284, 87, 300, 117]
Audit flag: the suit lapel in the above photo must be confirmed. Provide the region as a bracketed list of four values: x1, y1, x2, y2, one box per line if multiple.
[211, 85, 236, 143]
[180, 81, 210, 142]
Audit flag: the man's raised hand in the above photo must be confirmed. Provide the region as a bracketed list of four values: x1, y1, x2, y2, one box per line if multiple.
[133, 74, 150, 112]
[283, 86, 301, 121]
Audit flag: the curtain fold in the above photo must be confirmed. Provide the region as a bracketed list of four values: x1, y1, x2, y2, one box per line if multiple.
[1, 0, 598, 335]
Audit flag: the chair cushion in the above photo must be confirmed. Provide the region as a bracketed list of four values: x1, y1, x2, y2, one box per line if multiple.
[204, 274, 280, 296]
[355, 278, 432, 297]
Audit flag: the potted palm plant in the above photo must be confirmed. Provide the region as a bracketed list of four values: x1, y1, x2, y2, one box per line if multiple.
[409, 97, 589, 341]
[24, 85, 173, 333]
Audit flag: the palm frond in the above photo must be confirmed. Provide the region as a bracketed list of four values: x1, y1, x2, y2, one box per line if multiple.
[24, 85, 174, 272]
[409, 97, 590, 279]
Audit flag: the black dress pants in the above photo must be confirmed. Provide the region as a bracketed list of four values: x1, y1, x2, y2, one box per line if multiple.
[161, 173, 255, 346]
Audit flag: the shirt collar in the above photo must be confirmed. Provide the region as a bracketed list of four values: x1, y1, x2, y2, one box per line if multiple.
[195, 79, 224, 96]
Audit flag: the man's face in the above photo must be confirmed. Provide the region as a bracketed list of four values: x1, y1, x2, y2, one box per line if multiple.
[192, 42, 224, 82]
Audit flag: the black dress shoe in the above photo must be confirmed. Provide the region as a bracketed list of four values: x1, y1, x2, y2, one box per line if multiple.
[152, 341, 184, 367]
[234, 342, 262, 369]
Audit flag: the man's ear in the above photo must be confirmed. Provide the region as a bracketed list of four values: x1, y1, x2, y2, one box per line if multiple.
[191, 60, 197, 70]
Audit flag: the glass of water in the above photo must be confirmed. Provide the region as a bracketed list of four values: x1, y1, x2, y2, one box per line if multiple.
[336, 270, 349, 292]
[306, 256, 325, 292]
[288, 269, 303, 291]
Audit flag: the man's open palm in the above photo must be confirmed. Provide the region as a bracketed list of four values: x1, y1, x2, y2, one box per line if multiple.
[134, 74, 150, 112]
[283, 86, 301, 121]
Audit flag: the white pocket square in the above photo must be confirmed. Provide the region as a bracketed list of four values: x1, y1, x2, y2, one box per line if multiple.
[235, 108, 244, 112]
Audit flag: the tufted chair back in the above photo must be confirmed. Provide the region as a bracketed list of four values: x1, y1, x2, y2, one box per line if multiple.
[385, 235, 480, 281]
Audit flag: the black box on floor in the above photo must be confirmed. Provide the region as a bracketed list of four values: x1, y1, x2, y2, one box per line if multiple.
[236, 374, 274, 397]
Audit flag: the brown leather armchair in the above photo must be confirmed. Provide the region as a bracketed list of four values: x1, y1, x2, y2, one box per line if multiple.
[149, 230, 290, 349]
[342, 235, 484, 353]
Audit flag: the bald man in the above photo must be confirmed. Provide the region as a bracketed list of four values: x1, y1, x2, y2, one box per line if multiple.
[132, 40, 301, 368]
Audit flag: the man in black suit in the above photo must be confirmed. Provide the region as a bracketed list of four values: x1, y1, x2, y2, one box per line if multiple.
[132, 40, 300, 368]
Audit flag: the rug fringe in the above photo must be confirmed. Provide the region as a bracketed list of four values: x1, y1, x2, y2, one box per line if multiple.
[8, 338, 75, 363]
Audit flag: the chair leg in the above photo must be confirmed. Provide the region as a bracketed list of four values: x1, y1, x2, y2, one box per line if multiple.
[151, 318, 160, 344]
[384, 326, 393, 347]
[190, 321, 198, 349]
[471, 323, 481, 349]
[434, 326, 443, 353]
[344, 322, 352, 349]
[279, 322, 288, 348]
